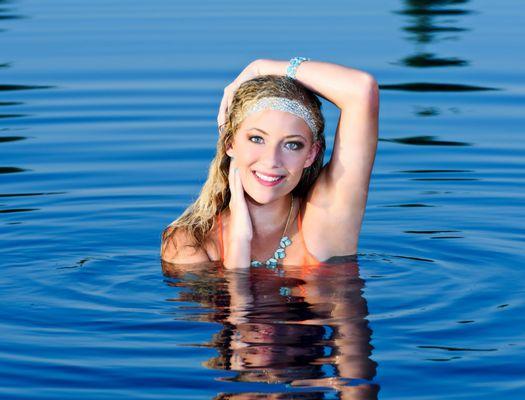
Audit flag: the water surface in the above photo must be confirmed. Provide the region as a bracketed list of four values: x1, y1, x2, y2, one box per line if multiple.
[1, 0, 524, 398]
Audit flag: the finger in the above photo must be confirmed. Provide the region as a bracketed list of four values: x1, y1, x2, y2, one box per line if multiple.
[234, 166, 248, 209]
[234, 165, 243, 196]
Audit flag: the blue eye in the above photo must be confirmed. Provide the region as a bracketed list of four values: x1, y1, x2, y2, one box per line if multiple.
[249, 136, 264, 144]
[285, 142, 304, 151]
[249, 135, 304, 151]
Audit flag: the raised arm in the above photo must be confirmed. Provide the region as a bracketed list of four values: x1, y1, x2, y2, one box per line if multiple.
[255, 59, 379, 215]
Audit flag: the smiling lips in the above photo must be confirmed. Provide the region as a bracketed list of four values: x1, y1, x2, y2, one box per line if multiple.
[252, 170, 285, 187]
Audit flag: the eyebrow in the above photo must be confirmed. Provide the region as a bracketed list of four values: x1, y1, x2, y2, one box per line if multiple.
[246, 127, 306, 140]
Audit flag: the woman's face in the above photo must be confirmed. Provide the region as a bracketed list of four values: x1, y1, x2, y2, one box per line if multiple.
[227, 109, 319, 204]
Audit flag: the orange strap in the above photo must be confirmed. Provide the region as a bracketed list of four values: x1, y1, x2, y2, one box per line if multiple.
[297, 203, 320, 268]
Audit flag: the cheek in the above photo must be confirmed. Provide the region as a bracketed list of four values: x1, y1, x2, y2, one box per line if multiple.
[237, 153, 257, 169]
[233, 143, 253, 162]
[286, 152, 309, 171]
[238, 147, 262, 167]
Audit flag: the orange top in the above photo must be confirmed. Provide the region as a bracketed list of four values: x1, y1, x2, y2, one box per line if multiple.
[216, 201, 326, 268]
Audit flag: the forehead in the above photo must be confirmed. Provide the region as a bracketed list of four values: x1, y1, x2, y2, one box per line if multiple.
[238, 109, 311, 139]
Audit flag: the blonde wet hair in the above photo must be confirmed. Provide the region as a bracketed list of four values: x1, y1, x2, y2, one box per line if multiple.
[161, 75, 326, 255]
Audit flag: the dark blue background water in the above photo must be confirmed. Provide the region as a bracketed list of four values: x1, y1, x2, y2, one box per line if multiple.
[2, 0, 524, 398]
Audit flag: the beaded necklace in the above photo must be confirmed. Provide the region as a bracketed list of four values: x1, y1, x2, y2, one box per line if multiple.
[250, 196, 294, 268]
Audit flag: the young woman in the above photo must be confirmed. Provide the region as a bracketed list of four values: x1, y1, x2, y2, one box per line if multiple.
[161, 57, 379, 269]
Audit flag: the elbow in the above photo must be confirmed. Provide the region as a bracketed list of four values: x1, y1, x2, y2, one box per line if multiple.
[341, 73, 379, 111]
[355, 73, 379, 113]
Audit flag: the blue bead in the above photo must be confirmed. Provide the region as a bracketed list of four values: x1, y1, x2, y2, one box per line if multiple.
[281, 237, 292, 247]
[266, 258, 277, 267]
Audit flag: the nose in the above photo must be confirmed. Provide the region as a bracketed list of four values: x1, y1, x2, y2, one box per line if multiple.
[260, 143, 283, 168]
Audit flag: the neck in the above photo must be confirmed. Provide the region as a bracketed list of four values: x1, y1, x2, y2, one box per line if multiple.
[246, 194, 295, 238]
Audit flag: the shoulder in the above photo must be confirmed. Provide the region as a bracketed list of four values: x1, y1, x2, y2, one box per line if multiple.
[160, 225, 211, 264]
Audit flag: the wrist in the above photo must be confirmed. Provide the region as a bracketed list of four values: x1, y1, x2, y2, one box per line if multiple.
[251, 59, 264, 76]
[255, 59, 288, 77]
[224, 237, 251, 269]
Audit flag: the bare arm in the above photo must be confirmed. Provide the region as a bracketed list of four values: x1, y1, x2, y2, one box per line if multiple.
[160, 226, 210, 264]
[160, 160, 251, 269]
[256, 59, 379, 215]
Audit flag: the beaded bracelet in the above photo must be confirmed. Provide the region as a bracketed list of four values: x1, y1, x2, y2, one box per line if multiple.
[286, 56, 311, 79]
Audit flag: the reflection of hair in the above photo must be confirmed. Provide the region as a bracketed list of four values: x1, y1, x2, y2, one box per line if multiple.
[214, 392, 324, 400]
[203, 323, 234, 371]
[234, 365, 323, 384]
[162, 75, 326, 255]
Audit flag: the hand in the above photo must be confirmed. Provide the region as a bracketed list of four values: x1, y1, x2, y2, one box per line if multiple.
[217, 60, 261, 134]
[228, 158, 253, 242]
[224, 158, 253, 268]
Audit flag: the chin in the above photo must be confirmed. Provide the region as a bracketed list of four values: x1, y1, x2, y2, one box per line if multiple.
[244, 191, 278, 206]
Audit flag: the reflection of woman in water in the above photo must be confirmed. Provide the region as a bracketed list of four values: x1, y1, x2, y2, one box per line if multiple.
[162, 259, 379, 399]
[161, 57, 379, 268]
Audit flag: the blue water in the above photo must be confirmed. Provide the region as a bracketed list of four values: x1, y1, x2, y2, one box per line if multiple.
[2, 0, 524, 398]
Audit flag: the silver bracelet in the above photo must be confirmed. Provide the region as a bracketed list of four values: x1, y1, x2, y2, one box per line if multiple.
[286, 56, 311, 79]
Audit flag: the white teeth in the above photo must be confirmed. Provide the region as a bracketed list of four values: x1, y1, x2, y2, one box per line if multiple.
[255, 171, 282, 182]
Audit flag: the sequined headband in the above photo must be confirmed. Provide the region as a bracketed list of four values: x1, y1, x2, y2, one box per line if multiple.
[243, 97, 318, 140]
